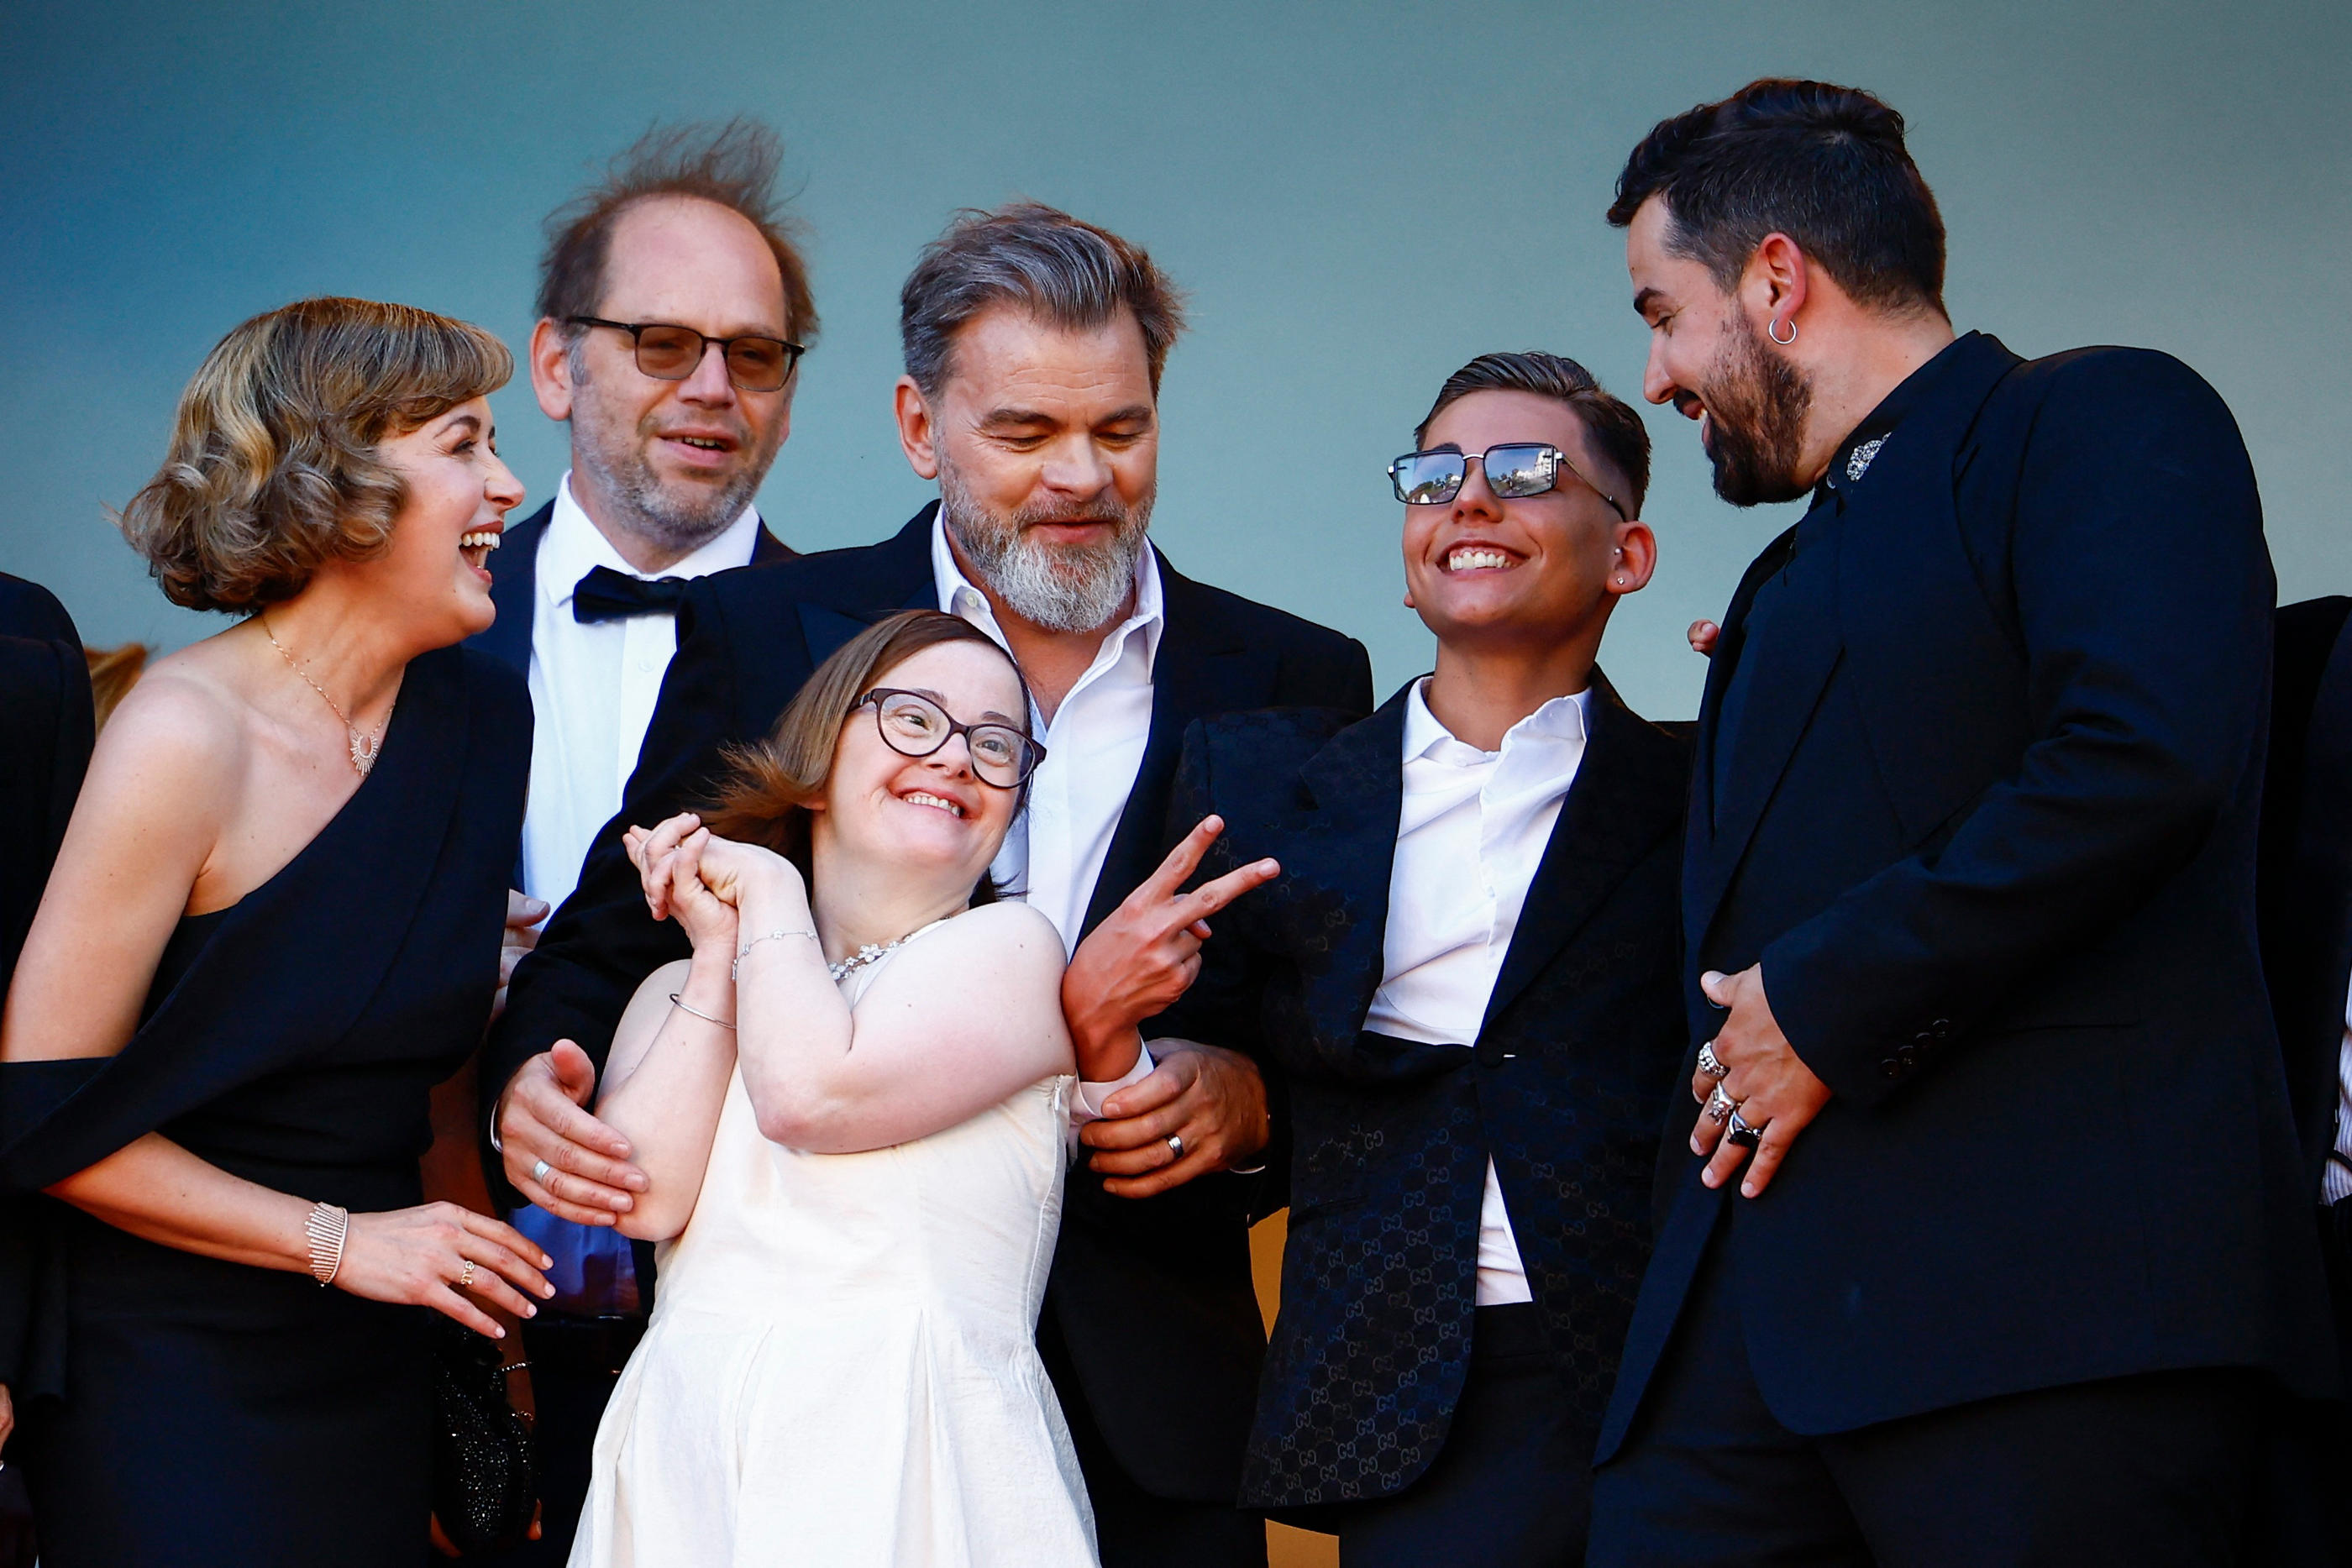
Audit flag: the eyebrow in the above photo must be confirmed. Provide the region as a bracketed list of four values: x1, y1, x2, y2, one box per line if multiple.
[904, 686, 1024, 729]
[440, 412, 483, 438]
[976, 403, 1154, 428]
[1632, 286, 1668, 320]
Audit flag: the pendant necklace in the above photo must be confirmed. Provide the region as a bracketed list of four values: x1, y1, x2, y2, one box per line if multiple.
[828, 938, 909, 983]
[260, 614, 389, 778]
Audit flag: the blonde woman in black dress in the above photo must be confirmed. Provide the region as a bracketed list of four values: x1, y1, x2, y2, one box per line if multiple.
[0, 297, 555, 1565]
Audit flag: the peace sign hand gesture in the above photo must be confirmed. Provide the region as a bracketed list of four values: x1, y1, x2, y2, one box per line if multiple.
[1059, 815, 1278, 1079]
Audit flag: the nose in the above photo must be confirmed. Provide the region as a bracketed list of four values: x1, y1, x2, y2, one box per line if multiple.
[1641, 338, 1678, 408]
[675, 338, 740, 407]
[926, 731, 977, 780]
[486, 453, 526, 512]
[1038, 433, 1114, 500]
[1450, 454, 1504, 524]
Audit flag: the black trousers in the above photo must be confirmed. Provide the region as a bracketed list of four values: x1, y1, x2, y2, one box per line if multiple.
[1038, 1309, 1268, 1568]
[1276, 1303, 1592, 1567]
[1590, 1235, 2265, 1568]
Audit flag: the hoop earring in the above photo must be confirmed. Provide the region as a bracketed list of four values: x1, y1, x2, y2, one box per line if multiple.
[1768, 317, 1798, 346]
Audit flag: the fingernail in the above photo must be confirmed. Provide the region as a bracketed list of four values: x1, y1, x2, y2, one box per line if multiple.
[1701, 1168, 1719, 1188]
[1691, 1137, 1704, 1154]
[523, 1303, 537, 1317]
[1741, 1183, 1757, 1198]
[494, 1326, 507, 1339]
[541, 1253, 554, 1269]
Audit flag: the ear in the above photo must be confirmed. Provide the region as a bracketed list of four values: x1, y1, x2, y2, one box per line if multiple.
[1743, 233, 1811, 344]
[529, 318, 575, 422]
[894, 375, 941, 481]
[1605, 520, 1659, 597]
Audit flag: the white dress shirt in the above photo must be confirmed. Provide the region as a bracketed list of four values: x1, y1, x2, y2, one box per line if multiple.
[2329, 980, 2352, 1205]
[931, 516, 1163, 1114]
[521, 475, 763, 910]
[1363, 679, 1593, 1305]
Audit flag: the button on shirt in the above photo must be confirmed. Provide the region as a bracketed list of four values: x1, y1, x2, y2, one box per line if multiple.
[1364, 679, 1593, 1305]
[522, 475, 763, 910]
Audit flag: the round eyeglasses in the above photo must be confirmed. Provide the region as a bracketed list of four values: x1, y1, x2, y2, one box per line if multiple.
[566, 317, 806, 393]
[1388, 443, 1626, 520]
[854, 688, 1045, 789]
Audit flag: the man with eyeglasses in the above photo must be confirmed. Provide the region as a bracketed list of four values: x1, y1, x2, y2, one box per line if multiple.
[486, 202, 1372, 1566]
[459, 118, 812, 1565]
[1144, 350, 1689, 1565]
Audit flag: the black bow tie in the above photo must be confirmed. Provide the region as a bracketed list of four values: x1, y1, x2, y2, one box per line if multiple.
[572, 565, 690, 624]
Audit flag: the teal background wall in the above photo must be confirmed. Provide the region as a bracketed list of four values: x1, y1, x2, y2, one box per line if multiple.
[5, 0, 2348, 720]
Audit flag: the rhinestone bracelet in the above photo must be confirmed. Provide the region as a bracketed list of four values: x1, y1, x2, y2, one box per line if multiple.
[305, 1200, 350, 1287]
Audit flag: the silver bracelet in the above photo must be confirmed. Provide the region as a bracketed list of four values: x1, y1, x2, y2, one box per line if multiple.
[669, 993, 737, 1030]
[305, 1200, 350, 1286]
[733, 928, 818, 979]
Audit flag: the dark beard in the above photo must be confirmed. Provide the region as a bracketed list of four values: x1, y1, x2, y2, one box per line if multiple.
[1700, 317, 1814, 507]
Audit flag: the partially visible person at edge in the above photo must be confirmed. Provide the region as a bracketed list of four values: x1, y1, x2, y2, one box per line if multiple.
[1153, 351, 1689, 1565]
[484, 202, 1372, 1566]
[1583, 79, 2336, 1568]
[0, 296, 556, 1567]
[459, 117, 811, 1565]
[574, 611, 1137, 1565]
[0, 571, 97, 1514]
[2255, 593, 2352, 1568]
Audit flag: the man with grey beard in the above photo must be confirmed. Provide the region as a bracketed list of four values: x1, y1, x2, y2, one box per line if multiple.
[463, 119, 811, 1565]
[486, 202, 1371, 1565]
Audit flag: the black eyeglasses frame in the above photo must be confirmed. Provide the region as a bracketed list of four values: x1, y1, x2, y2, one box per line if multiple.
[565, 316, 807, 392]
[853, 688, 1046, 790]
[1387, 443, 1628, 521]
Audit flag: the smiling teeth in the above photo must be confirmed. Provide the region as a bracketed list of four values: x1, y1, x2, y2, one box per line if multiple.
[903, 792, 964, 818]
[1448, 548, 1513, 571]
[459, 531, 501, 551]
[678, 437, 726, 450]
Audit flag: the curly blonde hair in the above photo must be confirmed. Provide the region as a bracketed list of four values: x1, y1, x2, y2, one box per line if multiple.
[120, 296, 512, 611]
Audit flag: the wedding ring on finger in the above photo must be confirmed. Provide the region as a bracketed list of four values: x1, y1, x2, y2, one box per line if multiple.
[532, 1158, 553, 1186]
[1704, 1083, 1738, 1125]
[1166, 1134, 1185, 1162]
[457, 1259, 477, 1291]
[1697, 1041, 1730, 1080]
[1727, 1107, 1764, 1149]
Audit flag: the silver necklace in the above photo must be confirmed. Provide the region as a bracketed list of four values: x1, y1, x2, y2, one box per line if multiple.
[260, 615, 389, 777]
[828, 940, 907, 983]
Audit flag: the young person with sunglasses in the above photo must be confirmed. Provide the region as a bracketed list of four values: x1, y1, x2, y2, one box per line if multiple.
[1150, 352, 1693, 1565]
[569, 610, 1148, 1565]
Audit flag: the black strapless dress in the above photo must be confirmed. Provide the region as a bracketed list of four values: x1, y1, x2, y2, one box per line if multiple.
[0, 644, 530, 1568]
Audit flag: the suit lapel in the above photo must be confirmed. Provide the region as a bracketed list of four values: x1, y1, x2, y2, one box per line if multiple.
[750, 523, 793, 564]
[1078, 557, 1275, 936]
[1690, 526, 1796, 838]
[1295, 687, 1414, 1041]
[1479, 677, 1683, 1041]
[470, 500, 549, 677]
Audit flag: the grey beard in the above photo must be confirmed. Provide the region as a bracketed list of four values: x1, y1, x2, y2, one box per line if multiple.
[1701, 315, 1814, 508]
[938, 465, 1151, 634]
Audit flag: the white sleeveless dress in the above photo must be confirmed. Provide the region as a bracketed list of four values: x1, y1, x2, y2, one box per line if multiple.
[567, 931, 1096, 1567]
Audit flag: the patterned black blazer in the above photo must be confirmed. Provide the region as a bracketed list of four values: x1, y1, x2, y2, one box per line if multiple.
[1155, 676, 1689, 1508]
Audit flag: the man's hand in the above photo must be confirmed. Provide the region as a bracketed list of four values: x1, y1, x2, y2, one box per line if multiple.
[1690, 965, 1831, 1198]
[0, 1382, 13, 1455]
[1080, 1041, 1271, 1198]
[1060, 815, 1278, 1072]
[1688, 619, 1721, 658]
[499, 1042, 648, 1225]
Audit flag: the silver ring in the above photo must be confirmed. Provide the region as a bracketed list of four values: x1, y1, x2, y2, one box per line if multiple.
[1697, 1042, 1730, 1080]
[457, 1259, 477, 1290]
[1166, 1134, 1185, 1162]
[1704, 1084, 1738, 1125]
[531, 1158, 552, 1185]
[1727, 1108, 1764, 1149]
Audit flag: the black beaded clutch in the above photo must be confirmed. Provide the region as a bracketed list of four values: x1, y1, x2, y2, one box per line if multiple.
[430, 1316, 538, 1554]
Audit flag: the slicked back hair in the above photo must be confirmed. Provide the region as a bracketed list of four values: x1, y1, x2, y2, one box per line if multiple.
[1608, 79, 1947, 317]
[1415, 351, 1651, 517]
[538, 118, 818, 347]
[900, 202, 1185, 399]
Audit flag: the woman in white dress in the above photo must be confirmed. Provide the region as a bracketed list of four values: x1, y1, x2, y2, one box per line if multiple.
[567, 611, 1142, 1568]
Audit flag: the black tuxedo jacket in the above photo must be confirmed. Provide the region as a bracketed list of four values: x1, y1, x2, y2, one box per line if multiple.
[488, 502, 1373, 1500]
[1599, 332, 2336, 1459]
[464, 496, 793, 682]
[1158, 681, 1688, 1508]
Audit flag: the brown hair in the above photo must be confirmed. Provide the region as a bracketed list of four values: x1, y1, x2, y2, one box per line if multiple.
[84, 642, 148, 729]
[118, 296, 512, 612]
[900, 202, 1185, 397]
[538, 119, 819, 348]
[1414, 350, 1653, 516]
[701, 611, 1029, 897]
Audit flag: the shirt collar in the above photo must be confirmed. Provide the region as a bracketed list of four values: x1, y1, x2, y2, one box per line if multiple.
[1402, 677, 1591, 766]
[540, 472, 764, 608]
[928, 507, 1167, 674]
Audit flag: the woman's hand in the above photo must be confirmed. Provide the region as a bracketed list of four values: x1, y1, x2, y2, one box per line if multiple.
[336, 1201, 555, 1339]
[624, 816, 739, 957]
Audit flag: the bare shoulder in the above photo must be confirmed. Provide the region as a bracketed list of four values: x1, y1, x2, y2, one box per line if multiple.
[929, 900, 1068, 971]
[864, 901, 1068, 1012]
[92, 654, 249, 784]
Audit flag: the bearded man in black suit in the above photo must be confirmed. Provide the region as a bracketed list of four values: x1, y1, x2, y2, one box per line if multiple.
[486, 202, 1371, 1566]
[1586, 79, 2334, 1567]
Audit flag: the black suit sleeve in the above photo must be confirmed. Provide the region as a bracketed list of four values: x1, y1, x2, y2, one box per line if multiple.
[483, 581, 757, 1111]
[1765, 353, 2275, 1105]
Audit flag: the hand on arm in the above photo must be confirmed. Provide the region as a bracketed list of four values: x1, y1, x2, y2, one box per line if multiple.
[1079, 1040, 1272, 1198]
[1687, 965, 1832, 1198]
